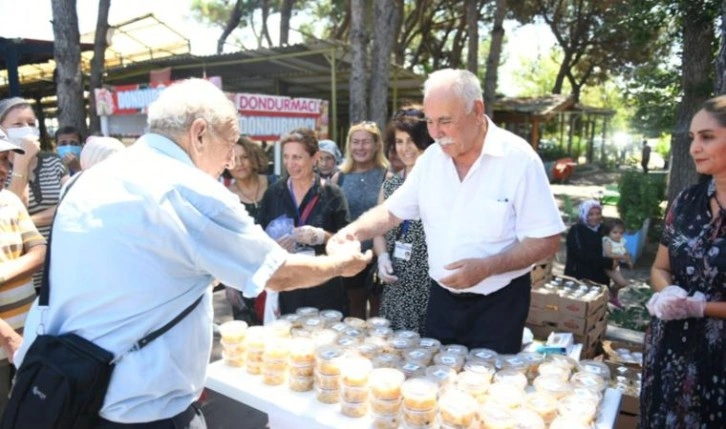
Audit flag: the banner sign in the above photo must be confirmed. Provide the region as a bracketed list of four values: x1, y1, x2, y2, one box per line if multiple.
[94, 82, 329, 141]
[94, 77, 223, 116]
[235, 93, 329, 141]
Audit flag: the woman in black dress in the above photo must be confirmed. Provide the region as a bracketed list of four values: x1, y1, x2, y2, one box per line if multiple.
[564, 200, 614, 286]
[641, 95, 726, 428]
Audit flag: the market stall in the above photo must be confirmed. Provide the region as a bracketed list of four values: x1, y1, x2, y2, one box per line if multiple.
[206, 360, 622, 429]
[204, 314, 622, 429]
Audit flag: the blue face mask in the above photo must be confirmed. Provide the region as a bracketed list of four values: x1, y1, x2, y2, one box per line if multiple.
[57, 145, 82, 159]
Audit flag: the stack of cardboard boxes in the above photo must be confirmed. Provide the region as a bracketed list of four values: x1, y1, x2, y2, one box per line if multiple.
[603, 340, 643, 429]
[527, 265, 609, 358]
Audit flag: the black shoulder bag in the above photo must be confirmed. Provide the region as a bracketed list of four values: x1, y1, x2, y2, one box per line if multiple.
[1, 174, 203, 429]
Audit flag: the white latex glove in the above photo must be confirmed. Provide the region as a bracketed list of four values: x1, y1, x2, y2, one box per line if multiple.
[293, 226, 326, 246]
[685, 292, 707, 318]
[277, 234, 296, 252]
[646, 285, 689, 320]
[377, 252, 399, 284]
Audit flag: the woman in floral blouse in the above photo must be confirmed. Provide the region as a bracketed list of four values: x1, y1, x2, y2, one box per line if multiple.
[642, 95, 726, 428]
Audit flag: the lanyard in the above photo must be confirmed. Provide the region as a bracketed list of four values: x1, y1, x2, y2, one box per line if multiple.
[288, 178, 320, 226]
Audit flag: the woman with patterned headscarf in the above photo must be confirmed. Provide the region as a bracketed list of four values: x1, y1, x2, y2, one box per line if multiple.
[564, 199, 614, 288]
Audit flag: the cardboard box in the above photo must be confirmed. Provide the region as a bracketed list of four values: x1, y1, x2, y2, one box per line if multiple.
[558, 286, 609, 318]
[530, 257, 554, 284]
[616, 412, 639, 429]
[526, 323, 558, 341]
[603, 340, 644, 368]
[620, 392, 640, 415]
[558, 304, 607, 335]
[605, 360, 641, 417]
[530, 287, 559, 310]
[573, 317, 606, 358]
[526, 307, 559, 326]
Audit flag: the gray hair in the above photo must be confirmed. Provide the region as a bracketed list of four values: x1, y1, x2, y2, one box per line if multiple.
[423, 69, 483, 113]
[0, 97, 34, 125]
[147, 79, 239, 138]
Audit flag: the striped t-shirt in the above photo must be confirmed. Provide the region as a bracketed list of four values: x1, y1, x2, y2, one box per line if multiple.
[25, 153, 66, 289]
[0, 190, 45, 360]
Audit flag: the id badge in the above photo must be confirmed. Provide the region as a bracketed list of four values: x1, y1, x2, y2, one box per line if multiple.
[295, 246, 316, 257]
[393, 241, 412, 261]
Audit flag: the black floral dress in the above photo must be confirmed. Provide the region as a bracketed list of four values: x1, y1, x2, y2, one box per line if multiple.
[379, 173, 430, 335]
[641, 179, 726, 428]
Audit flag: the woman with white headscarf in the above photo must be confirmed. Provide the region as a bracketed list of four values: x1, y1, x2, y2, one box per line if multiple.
[564, 199, 614, 287]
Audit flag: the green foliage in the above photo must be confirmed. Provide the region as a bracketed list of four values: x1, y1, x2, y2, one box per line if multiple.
[608, 285, 654, 332]
[617, 171, 667, 231]
[623, 62, 680, 138]
[654, 133, 671, 159]
[537, 140, 569, 161]
[510, 47, 569, 96]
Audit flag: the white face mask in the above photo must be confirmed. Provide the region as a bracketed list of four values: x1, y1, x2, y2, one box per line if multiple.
[6, 126, 39, 143]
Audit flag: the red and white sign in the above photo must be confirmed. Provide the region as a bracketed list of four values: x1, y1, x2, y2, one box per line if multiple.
[94, 77, 223, 116]
[95, 82, 329, 140]
[235, 93, 329, 141]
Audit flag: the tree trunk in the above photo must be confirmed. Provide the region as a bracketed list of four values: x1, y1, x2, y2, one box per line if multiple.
[217, 0, 244, 54]
[668, 0, 715, 205]
[484, 0, 507, 117]
[279, 0, 295, 45]
[88, 0, 111, 136]
[349, 0, 369, 123]
[52, 0, 87, 137]
[466, 0, 479, 74]
[369, 0, 400, 129]
[261, 0, 273, 47]
[552, 52, 572, 94]
[715, 0, 726, 94]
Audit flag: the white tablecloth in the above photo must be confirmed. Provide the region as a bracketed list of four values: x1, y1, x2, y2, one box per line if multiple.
[205, 360, 622, 429]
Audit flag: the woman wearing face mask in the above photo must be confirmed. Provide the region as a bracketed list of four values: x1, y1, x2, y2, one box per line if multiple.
[332, 121, 390, 319]
[0, 97, 69, 291]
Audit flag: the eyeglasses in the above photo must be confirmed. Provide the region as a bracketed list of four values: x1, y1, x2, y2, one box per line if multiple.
[393, 108, 424, 119]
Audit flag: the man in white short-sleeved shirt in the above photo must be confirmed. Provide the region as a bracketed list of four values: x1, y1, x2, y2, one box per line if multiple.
[328, 69, 564, 353]
[13, 79, 371, 428]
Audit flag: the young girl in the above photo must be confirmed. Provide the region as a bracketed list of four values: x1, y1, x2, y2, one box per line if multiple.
[602, 219, 632, 305]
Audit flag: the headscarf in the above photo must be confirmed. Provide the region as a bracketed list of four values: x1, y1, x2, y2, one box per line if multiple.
[579, 199, 602, 231]
[318, 139, 342, 164]
[80, 136, 125, 170]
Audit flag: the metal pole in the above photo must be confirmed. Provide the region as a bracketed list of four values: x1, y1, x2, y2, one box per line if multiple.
[330, 48, 338, 143]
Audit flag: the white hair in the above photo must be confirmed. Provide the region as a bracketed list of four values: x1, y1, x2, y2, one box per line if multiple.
[147, 79, 239, 138]
[80, 136, 126, 170]
[423, 69, 483, 113]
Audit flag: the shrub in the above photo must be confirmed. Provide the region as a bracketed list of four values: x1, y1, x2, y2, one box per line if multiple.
[617, 171, 667, 231]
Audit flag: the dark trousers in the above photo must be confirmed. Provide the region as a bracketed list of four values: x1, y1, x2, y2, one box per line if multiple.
[424, 273, 531, 354]
[96, 404, 206, 429]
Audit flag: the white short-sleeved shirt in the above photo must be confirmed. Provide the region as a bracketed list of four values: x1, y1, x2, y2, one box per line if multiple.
[385, 117, 565, 295]
[15, 134, 287, 423]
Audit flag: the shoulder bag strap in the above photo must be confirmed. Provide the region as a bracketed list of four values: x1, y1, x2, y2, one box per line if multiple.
[40, 172, 203, 359]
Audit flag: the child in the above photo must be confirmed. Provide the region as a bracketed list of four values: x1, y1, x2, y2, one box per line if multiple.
[602, 219, 632, 307]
